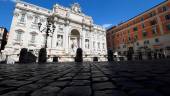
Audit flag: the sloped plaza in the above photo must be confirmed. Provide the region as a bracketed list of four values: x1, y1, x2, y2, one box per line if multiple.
[0, 60, 170, 96]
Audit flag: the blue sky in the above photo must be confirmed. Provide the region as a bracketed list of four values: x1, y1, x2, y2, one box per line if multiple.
[0, 0, 166, 30]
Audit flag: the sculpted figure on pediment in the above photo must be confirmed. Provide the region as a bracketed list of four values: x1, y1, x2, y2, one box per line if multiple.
[71, 3, 81, 13]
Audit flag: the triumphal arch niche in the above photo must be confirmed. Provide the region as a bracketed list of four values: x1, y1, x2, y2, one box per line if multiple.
[69, 29, 81, 54]
[5, 1, 107, 62]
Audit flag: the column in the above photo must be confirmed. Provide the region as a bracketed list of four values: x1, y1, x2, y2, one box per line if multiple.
[156, 8, 164, 35]
[65, 27, 69, 54]
[67, 36, 70, 54]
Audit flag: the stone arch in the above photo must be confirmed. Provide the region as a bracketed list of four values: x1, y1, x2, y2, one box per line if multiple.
[69, 28, 81, 36]
[70, 29, 80, 36]
[69, 29, 81, 53]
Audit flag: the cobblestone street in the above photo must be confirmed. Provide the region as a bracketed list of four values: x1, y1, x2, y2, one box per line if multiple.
[0, 60, 170, 96]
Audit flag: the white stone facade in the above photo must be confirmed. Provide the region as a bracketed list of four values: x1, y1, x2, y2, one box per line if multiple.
[5, 1, 107, 62]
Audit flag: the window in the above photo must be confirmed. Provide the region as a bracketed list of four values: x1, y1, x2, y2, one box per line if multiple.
[98, 42, 100, 49]
[128, 37, 131, 41]
[149, 13, 153, 17]
[123, 45, 126, 48]
[165, 14, 170, 20]
[142, 30, 147, 37]
[155, 38, 159, 43]
[85, 39, 89, 49]
[141, 17, 144, 21]
[34, 16, 38, 24]
[103, 43, 105, 49]
[136, 42, 139, 46]
[144, 40, 149, 45]
[133, 27, 138, 31]
[166, 24, 170, 31]
[142, 23, 145, 28]
[59, 27, 63, 33]
[16, 31, 22, 41]
[150, 20, 157, 25]
[144, 41, 146, 45]
[162, 6, 167, 12]
[133, 21, 136, 24]
[152, 26, 157, 34]
[30, 34, 36, 43]
[20, 13, 26, 23]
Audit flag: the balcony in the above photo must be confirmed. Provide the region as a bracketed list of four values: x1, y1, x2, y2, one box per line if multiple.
[17, 22, 26, 27]
[28, 41, 37, 47]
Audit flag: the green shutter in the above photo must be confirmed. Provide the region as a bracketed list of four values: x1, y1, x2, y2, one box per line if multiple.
[167, 24, 170, 30]
[142, 31, 147, 38]
[133, 27, 138, 31]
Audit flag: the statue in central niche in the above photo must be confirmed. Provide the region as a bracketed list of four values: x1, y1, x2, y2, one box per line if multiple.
[71, 39, 78, 53]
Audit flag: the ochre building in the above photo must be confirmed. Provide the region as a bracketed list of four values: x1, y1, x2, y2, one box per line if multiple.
[107, 0, 170, 57]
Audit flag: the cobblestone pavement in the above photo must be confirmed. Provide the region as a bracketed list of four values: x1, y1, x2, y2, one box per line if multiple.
[0, 60, 170, 96]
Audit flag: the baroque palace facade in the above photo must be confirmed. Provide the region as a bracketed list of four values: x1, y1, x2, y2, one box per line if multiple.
[107, 0, 170, 57]
[5, 1, 107, 62]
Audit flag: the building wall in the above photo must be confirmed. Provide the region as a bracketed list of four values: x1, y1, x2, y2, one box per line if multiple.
[5, 1, 107, 62]
[107, 0, 170, 54]
[0, 27, 8, 51]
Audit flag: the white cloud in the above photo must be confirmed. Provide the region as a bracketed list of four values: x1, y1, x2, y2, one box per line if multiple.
[102, 24, 112, 28]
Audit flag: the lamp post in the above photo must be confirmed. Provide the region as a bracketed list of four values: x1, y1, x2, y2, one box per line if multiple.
[37, 15, 56, 63]
[38, 15, 56, 49]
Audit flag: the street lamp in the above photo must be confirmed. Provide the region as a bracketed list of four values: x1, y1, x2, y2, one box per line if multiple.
[37, 15, 56, 63]
[38, 15, 56, 48]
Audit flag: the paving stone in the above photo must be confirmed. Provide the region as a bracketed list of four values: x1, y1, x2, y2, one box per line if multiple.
[58, 86, 91, 96]
[31, 86, 60, 96]
[17, 84, 40, 92]
[132, 77, 149, 81]
[70, 80, 90, 86]
[92, 77, 109, 82]
[73, 75, 90, 80]
[129, 89, 163, 96]
[0, 80, 30, 87]
[92, 73, 105, 78]
[0, 87, 15, 95]
[0, 61, 170, 96]
[115, 81, 144, 91]
[93, 82, 116, 91]
[94, 90, 128, 96]
[49, 81, 69, 87]
[58, 76, 73, 81]
[1, 91, 27, 96]
[140, 80, 166, 88]
[159, 86, 170, 96]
